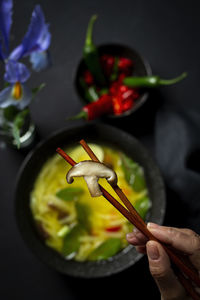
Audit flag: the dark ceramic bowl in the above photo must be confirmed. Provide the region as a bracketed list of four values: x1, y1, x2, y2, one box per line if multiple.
[15, 123, 165, 278]
[75, 44, 152, 119]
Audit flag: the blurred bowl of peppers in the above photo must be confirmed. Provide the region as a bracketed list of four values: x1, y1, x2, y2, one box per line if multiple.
[75, 42, 152, 119]
[73, 15, 187, 121]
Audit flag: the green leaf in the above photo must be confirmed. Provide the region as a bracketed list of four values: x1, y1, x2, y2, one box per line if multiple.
[134, 196, 151, 220]
[75, 202, 91, 232]
[31, 83, 46, 98]
[88, 238, 122, 261]
[4, 82, 10, 88]
[12, 109, 29, 149]
[3, 106, 19, 121]
[56, 187, 84, 201]
[62, 224, 85, 257]
[121, 153, 146, 192]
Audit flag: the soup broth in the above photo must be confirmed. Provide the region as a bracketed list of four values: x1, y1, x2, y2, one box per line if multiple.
[30, 144, 151, 261]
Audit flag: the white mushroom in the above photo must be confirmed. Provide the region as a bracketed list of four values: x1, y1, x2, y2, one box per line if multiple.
[66, 160, 117, 197]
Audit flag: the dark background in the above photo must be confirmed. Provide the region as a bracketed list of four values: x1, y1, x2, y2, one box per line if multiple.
[1, 0, 200, 299]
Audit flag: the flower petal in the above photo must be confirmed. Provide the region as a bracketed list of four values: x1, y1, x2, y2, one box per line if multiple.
[8, 44, 23, 61]
[29, 50, 51, 71]
[4, 60, 30, 83]
[0, 83, 32, 109]
[0, 86, 15, 108]
[0, 43, 4, 60]
[9, 5, 51, 60]
[17, 84, 32, 109]
[0, 0, 13, 56]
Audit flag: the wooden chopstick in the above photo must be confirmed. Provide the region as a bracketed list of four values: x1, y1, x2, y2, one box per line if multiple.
[79, 139, 159, 239]
[79, 139, 147, 222]
[56, 146, 200, 300]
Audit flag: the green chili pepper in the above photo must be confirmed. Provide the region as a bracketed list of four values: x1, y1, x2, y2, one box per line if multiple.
[87, 86, 99, 101]
[110, 56, 119, 81]
[88, 238, 121, 261]
[69, 111, 88, 120]
[134, 196, 151, 220]
[79, 78, 99, 103]
[83, 15, 106, 86]
[123, 72, 187, 88]
[120, 153, 146, 192]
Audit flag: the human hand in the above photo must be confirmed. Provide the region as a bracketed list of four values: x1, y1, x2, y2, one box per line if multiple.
[126, 223, 200, 300]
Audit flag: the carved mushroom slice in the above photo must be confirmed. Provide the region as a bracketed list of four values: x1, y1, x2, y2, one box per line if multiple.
[66, 160, 118, 197]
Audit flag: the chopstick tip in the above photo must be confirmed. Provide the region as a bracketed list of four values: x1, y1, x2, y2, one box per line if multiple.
[79, 139, 86, 145]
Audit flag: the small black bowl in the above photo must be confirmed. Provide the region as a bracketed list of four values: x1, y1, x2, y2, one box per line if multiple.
[15, 123, 165, 278]
[75, 44, 152, 118]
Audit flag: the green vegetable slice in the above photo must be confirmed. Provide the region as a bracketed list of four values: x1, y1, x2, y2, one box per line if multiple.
[56, 187, 84, 201]
[120, 153, 146, 192]
[75, 202, 91, 232]
[62, 224, 85, 257]
[88, 238, 122, 261]
[134, 196, 151, 220]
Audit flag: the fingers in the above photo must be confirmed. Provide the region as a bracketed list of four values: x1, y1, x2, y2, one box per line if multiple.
[126, 223, 200, 259]
[126, 227, 148, 246]
[147, 223, 200, 254]
[190, 249, 200, 270]
[146, 241, 187, 300]
[135, 245, 146, 254]
[126, 228, 147, 253]
[126, 225, 200, 299]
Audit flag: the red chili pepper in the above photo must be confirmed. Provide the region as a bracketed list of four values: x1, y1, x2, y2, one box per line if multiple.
[83, 70, 94, 86]
[118, 73, 126, 84]
[121, 88, 139, 100]
[83, 94, 113, 120]
[75, 55, 137, 119]
[118, 57, 133, 75]
[118, 85, 129, 93]
[110, 79, 139, 115]
[105, 225, 122, 232]
[122, 98, 134, 111]
[109, 82, 118, 95]
[112, 97, 123, 115]
[109, 74, 126, 95]
[100, 54, 115, 77]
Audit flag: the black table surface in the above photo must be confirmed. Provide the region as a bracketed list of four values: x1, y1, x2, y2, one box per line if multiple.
[1, 0, 200, 299]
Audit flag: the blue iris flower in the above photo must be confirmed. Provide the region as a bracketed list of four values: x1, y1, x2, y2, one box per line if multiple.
[9, 4, 51, 62]
[0, 0, 51, 109]
[0, 60, 32, 109]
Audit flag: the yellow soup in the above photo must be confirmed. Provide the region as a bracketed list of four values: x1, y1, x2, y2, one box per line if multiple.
[30, 144, 151, 261]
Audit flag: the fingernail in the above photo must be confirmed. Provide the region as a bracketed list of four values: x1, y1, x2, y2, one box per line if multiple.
[147, 222, 159, 229]
[133, 227, 140, 234]
[147, 242, 160, 260]
[126, 232, 135, 239]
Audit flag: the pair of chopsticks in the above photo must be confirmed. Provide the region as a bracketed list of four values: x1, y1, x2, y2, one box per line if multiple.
[56, 140, 200, 300]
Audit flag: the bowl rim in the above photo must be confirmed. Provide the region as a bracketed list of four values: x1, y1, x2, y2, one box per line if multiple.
[15, 123, 166, 278]
[74, 43, 152, 119]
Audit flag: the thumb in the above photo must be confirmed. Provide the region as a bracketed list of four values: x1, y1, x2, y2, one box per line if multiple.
[146, 241, 187, 300]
